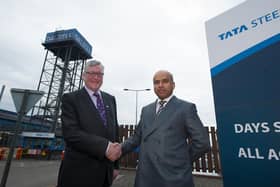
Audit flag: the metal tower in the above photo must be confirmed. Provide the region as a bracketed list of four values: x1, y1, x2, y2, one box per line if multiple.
[31, 29, 92, 132]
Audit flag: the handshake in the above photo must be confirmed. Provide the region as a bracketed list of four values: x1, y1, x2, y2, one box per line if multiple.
[105, 142, 122, 161]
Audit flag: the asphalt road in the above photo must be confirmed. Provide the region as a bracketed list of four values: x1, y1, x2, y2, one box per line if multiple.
[113, 169, 223, 187]
[0, 160, 223, 187]
[0, 160, 60, 187]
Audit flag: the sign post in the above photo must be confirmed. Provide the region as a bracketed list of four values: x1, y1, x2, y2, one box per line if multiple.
[0, 89, 44, 187]
[206, 0, 280, 186]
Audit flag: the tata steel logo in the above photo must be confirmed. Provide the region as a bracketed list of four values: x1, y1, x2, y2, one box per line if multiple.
[217, 9, 280, 41]
[218, 25, 248, 40]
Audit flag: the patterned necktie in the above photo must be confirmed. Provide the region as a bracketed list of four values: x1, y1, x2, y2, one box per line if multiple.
[157, 100, 166, 114]
[93, 93, 107, 126]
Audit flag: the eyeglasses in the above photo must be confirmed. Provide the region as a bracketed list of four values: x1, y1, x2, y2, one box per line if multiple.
[85, 71, 104, 77]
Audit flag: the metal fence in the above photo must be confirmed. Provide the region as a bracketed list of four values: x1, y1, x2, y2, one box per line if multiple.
[119, 125, 221, 177]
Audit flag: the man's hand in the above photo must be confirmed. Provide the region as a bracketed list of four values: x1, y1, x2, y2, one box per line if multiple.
[105, 142, 122, 161]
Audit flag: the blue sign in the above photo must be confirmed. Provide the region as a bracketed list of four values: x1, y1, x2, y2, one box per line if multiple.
[45, 28, 92, 57]
[206, 1, 280, 187]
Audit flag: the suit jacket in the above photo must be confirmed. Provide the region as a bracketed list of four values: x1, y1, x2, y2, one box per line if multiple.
[57, 88, 119, 187]
[122, 96, 210, 187]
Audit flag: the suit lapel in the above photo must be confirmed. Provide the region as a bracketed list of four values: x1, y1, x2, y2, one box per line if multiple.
[100, 92, 110, 122]
[150, 101, 157, 122]
[80, 88, 107, 129]
[143, 96, 177, 139]
[101, 92, 115, 134]
[101, 92, 119, 140]
[80, 88, 98, 113]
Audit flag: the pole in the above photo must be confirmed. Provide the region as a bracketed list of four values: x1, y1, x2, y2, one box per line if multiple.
[123, 88, 150, 125]
[135, 91, 138, 125]
[0, 91, 29, 187]
[0, 85, 5, 103]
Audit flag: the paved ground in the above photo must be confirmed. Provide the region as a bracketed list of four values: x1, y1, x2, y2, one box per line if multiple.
[113, 169, 223, 187]
[0, 160, 60, 187]
[0, 160, 223, 187]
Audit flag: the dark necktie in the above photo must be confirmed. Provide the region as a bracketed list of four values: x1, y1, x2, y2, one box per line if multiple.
[157, 100, 166, 114]
[93, 93, 107, 126]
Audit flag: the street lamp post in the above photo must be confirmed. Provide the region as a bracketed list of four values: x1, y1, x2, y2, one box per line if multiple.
[123, 88, 150, 125]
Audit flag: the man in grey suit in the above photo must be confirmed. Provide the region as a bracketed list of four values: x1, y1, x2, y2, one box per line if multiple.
[121, 70, 211, 187]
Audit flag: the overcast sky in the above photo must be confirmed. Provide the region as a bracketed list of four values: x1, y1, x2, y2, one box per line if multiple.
[0, 0, 244, 126]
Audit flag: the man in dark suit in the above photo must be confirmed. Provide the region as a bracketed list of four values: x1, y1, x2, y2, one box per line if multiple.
[121, 70, 211, 187]
[57, 60, 121, 187]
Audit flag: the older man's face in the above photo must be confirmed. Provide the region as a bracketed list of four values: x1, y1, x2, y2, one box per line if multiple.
[83, 65, 104, 92]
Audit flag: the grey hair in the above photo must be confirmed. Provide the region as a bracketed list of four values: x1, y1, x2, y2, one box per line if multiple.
[84, 60, 104, 72]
